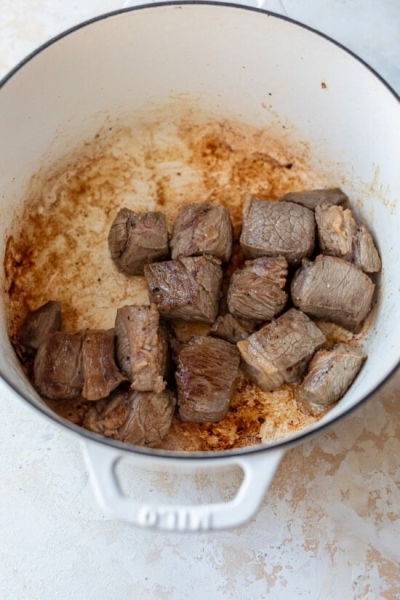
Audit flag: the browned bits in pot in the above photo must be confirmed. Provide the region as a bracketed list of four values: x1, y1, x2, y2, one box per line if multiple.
[5, 114, 380, 451]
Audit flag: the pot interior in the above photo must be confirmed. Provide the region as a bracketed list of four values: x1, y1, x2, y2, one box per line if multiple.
[1, 3, 399, 454]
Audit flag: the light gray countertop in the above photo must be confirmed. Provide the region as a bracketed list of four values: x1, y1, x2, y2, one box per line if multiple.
[1, 2, 400, 599]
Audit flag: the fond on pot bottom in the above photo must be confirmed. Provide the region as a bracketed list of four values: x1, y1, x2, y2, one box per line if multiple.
[5, 112, 368, 451]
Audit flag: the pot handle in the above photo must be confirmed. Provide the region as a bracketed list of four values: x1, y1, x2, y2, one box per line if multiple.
[83, 440, 284, 531]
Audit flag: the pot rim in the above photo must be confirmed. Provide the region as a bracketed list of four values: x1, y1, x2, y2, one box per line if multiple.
[1, 1, 399, 460]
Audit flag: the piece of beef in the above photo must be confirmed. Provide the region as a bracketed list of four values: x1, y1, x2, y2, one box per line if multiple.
[291, 255, 375, 332]
[118, 389, 175, 446]
[81, 329, 127, 401]
[210, 313, 249, 344]
[279, 188, 348, 210]
[240, 198, 315, 264]
[115, 304, 167, 393]
[237, 308, 325, 391]
[34, 332, 83, 399]
[108, 208, 169, 276]
[353, 225, 381, 273]
[297, 343, 367, 415]
[84, 387, 175, 447]
[315, 203, 357, 261]
[19, 301, 61, 352]
[227, 256, 288, 321]
[83, 389, 131, 435]
[175, 336, 240, 422]
[170, 202, 232, 262]
[144, 256, 222, 323]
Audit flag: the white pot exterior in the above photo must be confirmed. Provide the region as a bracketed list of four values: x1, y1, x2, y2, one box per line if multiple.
[1, 3, 399, 530]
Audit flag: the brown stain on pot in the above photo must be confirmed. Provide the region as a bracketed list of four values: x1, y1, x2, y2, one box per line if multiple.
[160, 377, 318, 451]
[4, 113, 327, 450]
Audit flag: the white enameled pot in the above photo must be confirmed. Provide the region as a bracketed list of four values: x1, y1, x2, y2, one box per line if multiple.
[1, 2, 400, 532]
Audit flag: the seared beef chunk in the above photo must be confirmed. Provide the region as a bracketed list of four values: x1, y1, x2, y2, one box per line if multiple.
[240, 198, 315, 264]
[144, 256, 222, 323]
[237, 308, 325, 391]
[175, 336, 240, 422]
[291, 255, 375, 332]
[118, 389, 175, 446]
[315, 203, 357, 261]
[315, 205, 381, 273]
[227, 256, 288, 321]
[210, 313, 249, 344]
[81, 329, 127, 401]
[19, 301, 61, 352]
[84, 389, 130, 435]
[115, 304, 167, 393]
[170, 202, 232, 262]
[353, 226, 381, 273]
[297, 343, 367, 415]
[108, 208, 169, 276]
[84, 387, 175, 447]
[279, 187, 348, 210]
[34, 332, 83, 399]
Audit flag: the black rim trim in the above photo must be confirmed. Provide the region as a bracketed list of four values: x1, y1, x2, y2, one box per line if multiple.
[1, 1, 399, 460]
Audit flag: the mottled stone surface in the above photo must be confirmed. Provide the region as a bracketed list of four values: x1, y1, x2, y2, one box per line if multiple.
[1, 2, 400, 599]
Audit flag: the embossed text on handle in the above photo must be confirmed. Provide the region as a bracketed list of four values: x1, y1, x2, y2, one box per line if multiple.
[138, 506, 212, 531]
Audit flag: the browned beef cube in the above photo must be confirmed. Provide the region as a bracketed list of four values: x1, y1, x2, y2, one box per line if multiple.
[314, 203, 381, 274]
[353, 226, 381, 273]
[240, 198, 315, 264]
[115, 304, 168, 393]
[279, 188, 348, 210]
[210, 313, 249, 344]
[297, 344, 367, 415]
[291, 255, 375, 332]
[34, 332, 83, 399]
[175, 336, 240, 423]
[315, 203, 357, 261]
[84, 388, 175, 447]
[19, 301, 61, 352]
[227, 256, 288, 321]
[144, 256, 222, 324]
[108, 208, 169, 276]
[237, 309, 325, 391]
[81, 329, 127, 401]
[84, 389, 131, 435]
[118, 389, 175, 447]
[170, 202, 233, 262]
